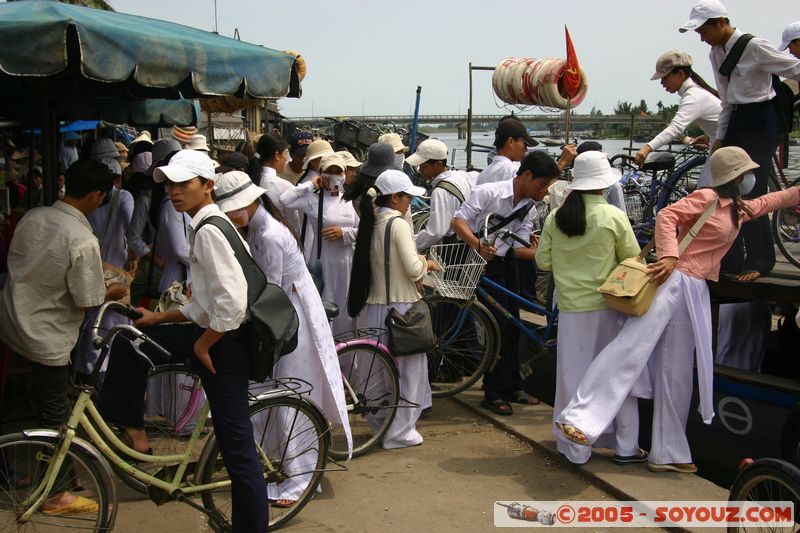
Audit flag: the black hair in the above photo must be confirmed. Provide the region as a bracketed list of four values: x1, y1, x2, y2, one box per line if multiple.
[250, 134, 289, 183]
[672, 66, 719, 98]
[715, 180, 742, 227]
[342, 170, 377, 203]
[64, 159, 114, 199]
[347, 188, 392, 318]
[702, 17, 730, 27]
[425, 159, 448, 167]
[148, 150, 181, 228]
[555, 190, 588, 237]
[128, 139, 153, 163]
[517, 151, 560, 179]
[258, 193, 301, 247]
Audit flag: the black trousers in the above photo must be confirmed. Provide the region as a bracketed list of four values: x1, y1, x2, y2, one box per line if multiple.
[721, 103, 779, 275]
[99, 323, 268, 533]
[30, 362, 70, 429]
[480, 255, 523, 402]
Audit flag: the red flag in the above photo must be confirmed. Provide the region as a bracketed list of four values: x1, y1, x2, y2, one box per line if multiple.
[561, 25, 581, 99]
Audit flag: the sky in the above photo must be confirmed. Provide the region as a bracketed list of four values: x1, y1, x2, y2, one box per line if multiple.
[110, 0, 799, 119]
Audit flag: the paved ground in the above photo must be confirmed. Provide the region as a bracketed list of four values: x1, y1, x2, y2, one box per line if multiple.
[107, 399, 660, 532]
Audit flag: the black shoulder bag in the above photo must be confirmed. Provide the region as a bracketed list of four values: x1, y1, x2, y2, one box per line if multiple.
[195, 216, 299, 382]
[383, 217, 436, 356]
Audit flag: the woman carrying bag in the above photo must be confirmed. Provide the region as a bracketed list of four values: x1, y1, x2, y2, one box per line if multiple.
[556, 147, 800, 473]
[347, 169, 440, 449]
[537, 152, 647, 466]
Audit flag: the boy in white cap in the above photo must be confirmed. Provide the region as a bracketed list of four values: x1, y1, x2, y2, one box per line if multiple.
[681, 0, 800, 281]
[780, 21, 800, 59]
[99, 149, 268, 531]
[406, 139, 472, 251]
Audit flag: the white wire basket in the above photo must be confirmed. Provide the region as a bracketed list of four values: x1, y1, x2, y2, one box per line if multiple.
[428, 243, 487, 300]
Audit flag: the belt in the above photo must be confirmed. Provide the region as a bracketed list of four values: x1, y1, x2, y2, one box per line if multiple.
[731, 99, 773, 111]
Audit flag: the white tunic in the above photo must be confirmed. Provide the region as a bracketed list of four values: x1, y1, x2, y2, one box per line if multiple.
[87, 188, 134, 268]
[280, 181, 358, 335]
[258, 166, 302, 235]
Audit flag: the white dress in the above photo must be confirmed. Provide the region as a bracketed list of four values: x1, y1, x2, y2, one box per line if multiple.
[280, 181, 359, 336]
[259, 166, 302, 235]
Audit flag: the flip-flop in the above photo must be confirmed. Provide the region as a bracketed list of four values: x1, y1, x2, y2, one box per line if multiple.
[647, 462, 697, 474]
[555, 422, 589, 446]
[480, 399, 513, 416]
[270, 499, 296, 508]
[613, 448, 649, 465]
[735, 271, 762, 282]
[43, 494, 99, 515]
[509, 391, 540, 405]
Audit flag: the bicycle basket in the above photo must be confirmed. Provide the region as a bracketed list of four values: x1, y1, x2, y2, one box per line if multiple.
[428, 243, 487, 300]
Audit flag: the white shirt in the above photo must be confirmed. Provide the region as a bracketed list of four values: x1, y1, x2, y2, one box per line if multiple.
[0, 202, 106, 365]
[710, 28, 800, 140]
[415, 169, 473, 251]
[181, 204, 248, 332]
[648, 79, 721, 151]
[454, 179, 535, 258]
[475, 155, 520, 186]
[259, 166, 302, 233]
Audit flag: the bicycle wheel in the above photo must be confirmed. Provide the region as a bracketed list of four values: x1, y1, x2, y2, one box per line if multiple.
[198, 396, 329, 531]
[728, 458, 800, 532]
[657, 154, 705, 210]
[331, 344, 399, 459]
[113, 365, 208, 494]
[412, 209, 430, 233]
[0, 433, 112, 532]
[772, 177, 800, 269]
[426, 296, 499, 398]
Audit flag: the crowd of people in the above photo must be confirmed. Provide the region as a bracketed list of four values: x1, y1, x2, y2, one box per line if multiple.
[2, 0, 800, 529]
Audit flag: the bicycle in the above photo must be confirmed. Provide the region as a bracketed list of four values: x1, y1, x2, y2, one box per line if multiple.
[425, 215, 558, 398]
[727, 457, 800, 532]
[0, 301, 329, 531]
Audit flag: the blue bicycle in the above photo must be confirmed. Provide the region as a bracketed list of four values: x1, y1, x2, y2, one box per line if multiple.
[425, 215, 557, 397]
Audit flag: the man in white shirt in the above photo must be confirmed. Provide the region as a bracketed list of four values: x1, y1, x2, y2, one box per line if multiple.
[681, 0, 800, 280]
[407, 139, 472, 251]
[99, 150, 268, 531]
[451, 151, 559, 416]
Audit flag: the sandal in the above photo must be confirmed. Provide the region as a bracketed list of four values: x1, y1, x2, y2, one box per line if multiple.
[43, 494, 99, 515]
[555, 422, 589, 446]
[735, 271, 762, 282]
[613, 448, 649, 465]
[480, 399, 513, 416]
[647, 462, 697, 474]
[509, 391, 540, 405]
[270, 498, 296, 508]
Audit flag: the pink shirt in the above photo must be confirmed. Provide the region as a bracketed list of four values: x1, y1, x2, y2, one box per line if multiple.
[656, 187, 800, 281]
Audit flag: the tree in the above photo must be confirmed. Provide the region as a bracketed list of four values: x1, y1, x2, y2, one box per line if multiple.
[614, 101, 634, 115]
[637, 99, 649, 115]
[61, 0, 115, 10]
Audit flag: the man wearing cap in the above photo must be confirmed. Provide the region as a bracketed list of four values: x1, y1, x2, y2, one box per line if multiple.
[681, 0, 800, 280]
[0, 159, 122, 514]
[100, 149, 269, 531]
[781, 22, 800, 59]
[634, 51, 721, 174]
[407, 139, 472, 251]
[280, 131, 314, 185]
[451, 151, 560, 415]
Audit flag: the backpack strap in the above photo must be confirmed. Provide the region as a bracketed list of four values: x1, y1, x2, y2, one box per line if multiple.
[473, 202, 534, 241]
[434, 179, 465, 203]
[718, 33, 755, 79]
[383, 216, 399, 303]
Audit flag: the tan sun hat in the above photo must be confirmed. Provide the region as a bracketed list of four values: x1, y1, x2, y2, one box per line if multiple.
[320, 153, 347, 173]
[710, 147, 760, 188]
[302, 140, 334, 170]
[378, 132, 408, 153]
[335, 150, 361, 168]
[651, 51, 693, 80]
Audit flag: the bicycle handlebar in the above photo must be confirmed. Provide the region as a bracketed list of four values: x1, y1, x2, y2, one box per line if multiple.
[91, 301, 169, 360]
[481, 212, 533, 248]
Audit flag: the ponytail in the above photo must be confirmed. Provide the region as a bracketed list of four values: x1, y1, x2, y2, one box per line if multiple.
[347, 187, 392, 317]
[554, 190, 588, 237]
[675, 66, 719, 99]
[258, 194, 301, 247]
[715, 181, 741, 227]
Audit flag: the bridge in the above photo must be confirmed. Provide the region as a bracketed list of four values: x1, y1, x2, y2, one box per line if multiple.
[287, 113, 669, 137]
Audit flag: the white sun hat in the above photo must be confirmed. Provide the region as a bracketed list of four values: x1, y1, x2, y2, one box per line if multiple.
[214, 171, 267, 212]
[406, 139, 448, 167]
[567, 151, 622, 191]
[375, 169, 426, 197]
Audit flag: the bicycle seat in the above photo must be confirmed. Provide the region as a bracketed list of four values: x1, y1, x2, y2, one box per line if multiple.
[641, 152, 675, 172]
[323, 301, 339, 320]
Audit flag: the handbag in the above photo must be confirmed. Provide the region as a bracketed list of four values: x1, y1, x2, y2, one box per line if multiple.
[195, 216, 299, 382]
[597, 198, 718, 316]
[382, 217, 436, 356]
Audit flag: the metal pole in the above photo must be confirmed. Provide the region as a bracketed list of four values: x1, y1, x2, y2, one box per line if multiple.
[467, 63, 473, 169]
[564, 102, 572, 145]
[409, 86, 422, 155]
[628, 113, 635, 152]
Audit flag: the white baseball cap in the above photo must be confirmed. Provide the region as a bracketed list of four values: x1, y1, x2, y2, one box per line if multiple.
[679, 0, 728, 33]
[375, 169, 426, 197]
[406, 139, 448, 168]
[780, 21, 800, 51]
[153, 149, 216, 183]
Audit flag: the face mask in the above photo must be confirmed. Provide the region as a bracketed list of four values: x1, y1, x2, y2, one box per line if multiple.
[395, 154, 405, 168]
[322, 173, 346, 194]
[227, 208, 250, 228]
[738, 172, 756, 196]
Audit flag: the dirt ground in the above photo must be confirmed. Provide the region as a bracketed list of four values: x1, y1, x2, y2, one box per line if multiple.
[107, 399, 661, 532]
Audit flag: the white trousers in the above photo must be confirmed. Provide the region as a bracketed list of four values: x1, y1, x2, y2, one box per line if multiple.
[553, 310, 640, 464]
[557, 271, 712, 465]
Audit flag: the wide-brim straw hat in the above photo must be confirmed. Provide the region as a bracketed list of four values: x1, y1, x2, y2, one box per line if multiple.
[336, 150, 361, 168]
[568, 151, 621, 191]
[710, 146, 760, 188]
[214, 171, 267, 212]
[302, 140, 334, 170]
[131, 131, 153, 145]
[187, 134, 209, 152]
[378, 132, 408, 153]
